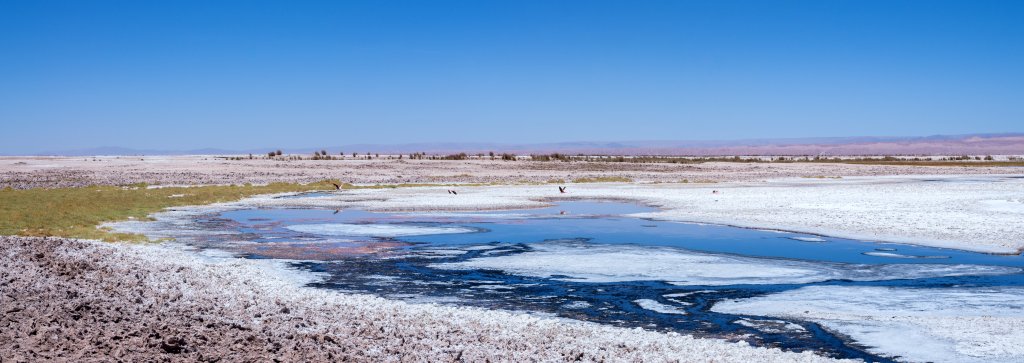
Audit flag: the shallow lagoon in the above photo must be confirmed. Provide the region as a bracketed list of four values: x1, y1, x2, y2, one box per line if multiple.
[191, 199, 1024, 361]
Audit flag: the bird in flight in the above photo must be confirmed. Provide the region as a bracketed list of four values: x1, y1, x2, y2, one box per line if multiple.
[448, 189, 457, 195]
[558, 186, 566, 193]
[329, 182, 341, 190]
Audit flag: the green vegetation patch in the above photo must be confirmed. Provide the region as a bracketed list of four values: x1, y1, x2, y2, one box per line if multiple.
[0, 182, 330, 242]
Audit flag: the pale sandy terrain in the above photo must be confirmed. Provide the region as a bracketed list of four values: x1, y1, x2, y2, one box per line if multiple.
[247, 175, 1024, 254]
[0, 236, 849, 362]
[2, 155, 1022, 189]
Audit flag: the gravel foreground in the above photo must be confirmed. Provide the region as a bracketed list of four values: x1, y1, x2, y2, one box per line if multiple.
[0, 236, 849, 363]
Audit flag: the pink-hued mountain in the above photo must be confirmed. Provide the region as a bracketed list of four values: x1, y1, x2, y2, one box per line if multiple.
[31, 133, 1024, 156]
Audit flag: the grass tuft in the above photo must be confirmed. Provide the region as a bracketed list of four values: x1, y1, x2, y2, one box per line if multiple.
[0, 182, 331, 242]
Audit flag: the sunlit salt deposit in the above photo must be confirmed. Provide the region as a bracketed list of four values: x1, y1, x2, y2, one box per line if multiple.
[978, 199, 1024, 214]
[735, 319, 807, 334]
[562, 301, 592, 309]
[788, 237, 827, 242]
[861, 251, 949, 259]
[634, 299, 688, 315]
[430, 242, 1019, 286]
[712, 286, 1024, 363]
[285, 223, 477, 237]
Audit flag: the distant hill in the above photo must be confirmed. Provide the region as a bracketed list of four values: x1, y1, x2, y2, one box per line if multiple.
[18, 133, 1024, 156]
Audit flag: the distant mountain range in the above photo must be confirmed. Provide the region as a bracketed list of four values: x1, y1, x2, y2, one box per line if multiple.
[19, 133, 1024, 156]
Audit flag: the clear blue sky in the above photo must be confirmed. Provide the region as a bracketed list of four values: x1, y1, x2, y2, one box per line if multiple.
[1, 0, 1022, 153]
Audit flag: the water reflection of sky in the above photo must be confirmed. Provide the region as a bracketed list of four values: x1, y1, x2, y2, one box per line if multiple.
[220, 200, 1024, 267]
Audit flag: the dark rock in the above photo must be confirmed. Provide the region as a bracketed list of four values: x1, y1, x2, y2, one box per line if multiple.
[161, 337, 185, 354]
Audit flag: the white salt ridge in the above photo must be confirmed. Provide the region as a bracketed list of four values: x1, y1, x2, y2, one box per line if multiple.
[713, 286, 1024, 363]
[755, 229, 791, 234]
[397, 212, 536, 219]
[663, 290, 716, 298]
[562, 301, 592, 309]
[481, 248, 516, 256]
[735, 319, 807, 334]
[634, 299, 688, 315]
[460, 244, 505, 251]
[364, 275, 399, 281]
[664, 298, 693, 306]
[415, 248, 470, 258]
[862, 251, 949, 259]
[285, 223, 476, 237]
[430, 242, 1020, 286]
[473, 284, 515, 290]
[788, 237, 827, 242]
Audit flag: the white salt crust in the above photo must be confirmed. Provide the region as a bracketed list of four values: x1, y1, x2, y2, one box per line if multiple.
[713, 286, 1024, 363]
[429, 242, 1019, 286]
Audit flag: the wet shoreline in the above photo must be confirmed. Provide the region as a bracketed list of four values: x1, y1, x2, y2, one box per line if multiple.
[111, 198, 1024, 362]
[0, 236, 851, 362]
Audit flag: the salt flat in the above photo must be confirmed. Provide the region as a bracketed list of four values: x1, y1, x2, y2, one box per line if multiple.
[254, 175, 1024, 253]
[712, 286, 1024, 363]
